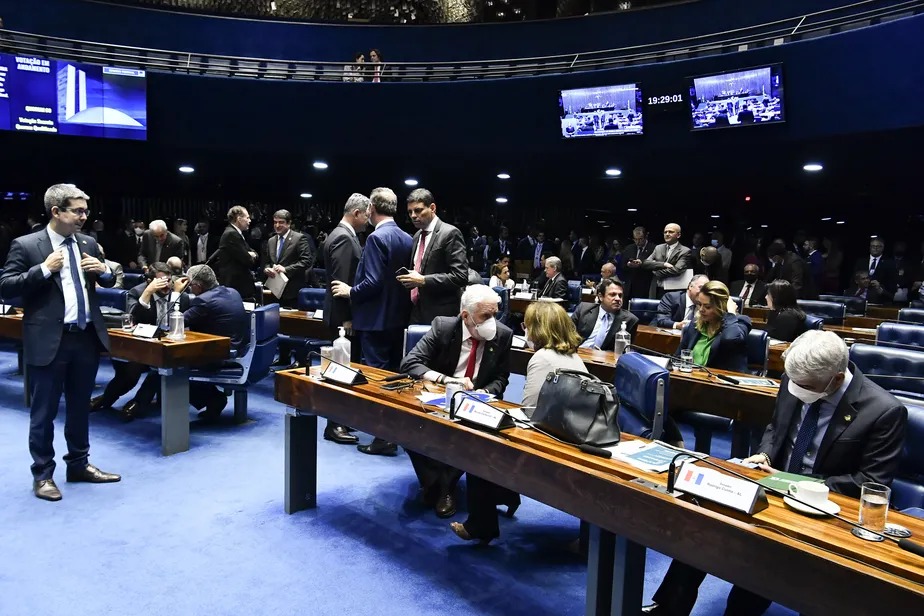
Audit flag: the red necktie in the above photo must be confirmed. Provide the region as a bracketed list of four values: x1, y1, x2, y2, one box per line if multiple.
[411, 230, 427, 304]
[741, 284, 751, 304]
[465, 339, 479, 380]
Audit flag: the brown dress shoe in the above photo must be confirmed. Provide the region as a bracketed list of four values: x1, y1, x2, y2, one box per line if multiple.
[33, 479, 62, 501]
[66, 464, 121, 483]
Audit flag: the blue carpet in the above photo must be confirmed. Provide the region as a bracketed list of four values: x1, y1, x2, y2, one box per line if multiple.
[0, 349, 796, 616]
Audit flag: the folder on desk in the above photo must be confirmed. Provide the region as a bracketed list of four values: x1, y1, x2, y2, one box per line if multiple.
[757, 472, 823, 493]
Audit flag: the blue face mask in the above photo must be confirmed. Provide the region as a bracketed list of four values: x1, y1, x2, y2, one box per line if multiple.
[711, 239, 719, 247]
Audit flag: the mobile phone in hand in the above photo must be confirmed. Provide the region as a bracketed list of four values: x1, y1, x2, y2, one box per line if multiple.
[395, 267, 410, 276]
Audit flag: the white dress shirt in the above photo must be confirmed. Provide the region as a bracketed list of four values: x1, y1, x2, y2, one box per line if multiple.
[42, 227, 91, 326]
[413, 216, 438, 268]
[423, 325, 485, 383]
[197, 234, 209, 263]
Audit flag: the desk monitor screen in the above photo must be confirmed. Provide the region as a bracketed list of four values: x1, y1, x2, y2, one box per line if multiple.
[687, 64, 784, 130]
[559, 83, 644, 138]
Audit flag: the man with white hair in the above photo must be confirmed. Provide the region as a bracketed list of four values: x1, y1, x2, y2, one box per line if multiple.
[137, 219, 185, 271]
[644, 330, 907, 616]
[538, 255, 568, 300]
[400, 284, 513, 518]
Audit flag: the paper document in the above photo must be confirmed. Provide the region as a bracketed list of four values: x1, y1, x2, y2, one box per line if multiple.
[662, 268, 694, 291]
[422, 391, 495, 408]
[265, 271, 289, 298]
[242, 302, 256, 312]
[606, 440, 683, 473]
[511, 335, 528, 349]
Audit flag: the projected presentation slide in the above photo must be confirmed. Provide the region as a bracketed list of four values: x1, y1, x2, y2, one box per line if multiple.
[688, 65, 784, 130]
[559, 83, 644, 138]
[0, 53, 147, 141]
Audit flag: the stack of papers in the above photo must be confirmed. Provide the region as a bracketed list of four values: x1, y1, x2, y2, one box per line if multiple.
[418, 391, 495, 408]
[605, 440, 683, 473]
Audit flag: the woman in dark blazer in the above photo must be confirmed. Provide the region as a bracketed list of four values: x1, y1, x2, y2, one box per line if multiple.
[677, 280, 751, 373]
[764, 279, 808, 342]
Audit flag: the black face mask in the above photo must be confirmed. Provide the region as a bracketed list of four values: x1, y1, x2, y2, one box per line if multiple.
[743, 274, 758, 283]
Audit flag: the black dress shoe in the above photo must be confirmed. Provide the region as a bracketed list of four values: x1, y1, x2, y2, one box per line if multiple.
[90, 395, 112, 412]
[120, 400, 140, 422]
[323, 425, 359, 444]
[435, 493, 457, 518]
[356, 439, 398, 456]
[66, 464, 121, 483]
[33, 479, 62, 501]
[197, 398, 227, 423]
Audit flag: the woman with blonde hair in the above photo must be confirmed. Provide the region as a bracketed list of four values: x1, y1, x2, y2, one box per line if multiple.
[677, 280, 751, 373]
[450, 302, 588, 544]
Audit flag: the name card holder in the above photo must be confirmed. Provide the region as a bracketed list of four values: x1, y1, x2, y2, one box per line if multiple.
[451, 397, 514, 431]
[0, 303, 17, 315]
[321, 361, 368, 386]
[313, 309, 324, 320]
[132, 323, 165, 339]
[673, 462, 768, 514]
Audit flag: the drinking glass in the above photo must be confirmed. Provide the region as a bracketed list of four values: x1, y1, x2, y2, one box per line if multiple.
[320, 346, 335, 372]
[859, 482, 890, 534]
[121, 313, 134, 331]
[680, 349, 694, 373]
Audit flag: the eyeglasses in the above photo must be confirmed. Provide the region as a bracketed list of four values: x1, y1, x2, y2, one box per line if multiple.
[64, 208, 90, 217]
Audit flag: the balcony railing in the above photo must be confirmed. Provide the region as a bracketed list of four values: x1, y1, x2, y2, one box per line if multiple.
[0, 0, 920, 81]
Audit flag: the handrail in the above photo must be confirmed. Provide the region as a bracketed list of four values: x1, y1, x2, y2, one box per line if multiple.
[0, 0, 920, 81]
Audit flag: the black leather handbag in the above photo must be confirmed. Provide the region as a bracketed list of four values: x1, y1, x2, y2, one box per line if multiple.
[530, 368, 621, 447]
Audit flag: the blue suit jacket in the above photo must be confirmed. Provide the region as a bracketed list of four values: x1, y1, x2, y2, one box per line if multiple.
[351, 220, 413, 332]
[0, 228, 114, 366]
[183, 286, 250, 354]
[652, 290, 687, 328]
[677, 312, 752, 373]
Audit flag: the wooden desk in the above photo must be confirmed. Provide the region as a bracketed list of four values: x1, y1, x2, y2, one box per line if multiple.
[823, 323, 878, 343]
[279, 310, 330, 339]
[275, 369, 924, 616]
[635, 324, 787, 374]
[509, 296, 534, 314]
[867, 305, 901, 319]
[0, 315, 231, 455]
[846, 315, 888, 329]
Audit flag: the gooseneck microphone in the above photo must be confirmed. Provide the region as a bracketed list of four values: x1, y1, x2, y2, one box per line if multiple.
[628, 343, 741, 385]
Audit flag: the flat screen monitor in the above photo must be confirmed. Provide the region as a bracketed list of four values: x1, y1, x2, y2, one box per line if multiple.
[687, 64, 784, 130]
[0, 53, 147, 141]
[559, 83, 643, 138]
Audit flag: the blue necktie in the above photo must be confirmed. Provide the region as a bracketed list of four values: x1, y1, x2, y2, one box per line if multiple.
[787, 400, 823, 473]
[276, 235, 284, 262]
[593, 313, 610, 348]
[63, 237, 87, 328]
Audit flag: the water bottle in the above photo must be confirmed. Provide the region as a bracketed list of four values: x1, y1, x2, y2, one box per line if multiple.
[613, 321, 630, 357]
[333, 326, 351, 366]
[167, 308, 186, 341]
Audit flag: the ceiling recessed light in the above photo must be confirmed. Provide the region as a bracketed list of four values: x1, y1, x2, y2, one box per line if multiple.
[495, 197, 508, 204]
[299, 193, 312, 199]
[836, 220, 846, 225]
[605, 168, 622, 177]
[744, 196, 751, 202]
[760, 224, 768, 228]
[803, 163, 823, 172]
[404, 178, 418, 186]
[496, 173, 511, 180]
[627, 208, 637, 212]
[710, 214, 720, 218]
[312, 161, 329, 170]
[821, 217, 832, 221]
[178, 165, 194, 173]
[870, 234, 878, 238]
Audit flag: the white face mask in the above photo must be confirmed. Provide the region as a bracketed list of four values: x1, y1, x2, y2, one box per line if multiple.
[787, 374, 836, 405]
[469, 314, 497, 341]
[134, 228, 144, 236]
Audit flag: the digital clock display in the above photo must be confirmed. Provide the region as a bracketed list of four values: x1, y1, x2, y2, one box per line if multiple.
[648, 94, 685, 105]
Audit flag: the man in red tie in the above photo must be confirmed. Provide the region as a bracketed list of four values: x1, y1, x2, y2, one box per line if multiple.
[400, 285, 513, 518]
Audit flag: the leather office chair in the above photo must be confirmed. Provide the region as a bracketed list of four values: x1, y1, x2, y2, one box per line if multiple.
[403, 324, 431, 357]
[492, 286, 510, 325]
[189, 303, 279, 423]
[849, 343, 924, 402]
[310, 267, 327, 287]
[629, 298, 660, 325]
[95, 287, 128, 311]
[746, 329, 770, 376]
[797, 300, 846, 325]
[482, 277, 491, 287]
[567, 280, 582, 313]
[805, 314, 825, 330]
[899, 308, 924, 325]
[819, 294, 866, 316]
[875, 322, 924, 350]
[891, 399, 924, 513]
[612, 352, 676, 442]
[730, 296, 743, 313]
[122, 272, 145, 289]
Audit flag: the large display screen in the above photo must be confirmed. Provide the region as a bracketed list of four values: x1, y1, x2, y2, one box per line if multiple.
[0, 53, 147, 141]
[687, 65, 784, 130]
[559, 83, 644, 138]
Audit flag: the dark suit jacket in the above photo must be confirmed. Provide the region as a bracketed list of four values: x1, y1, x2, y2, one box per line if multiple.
[844, 283, 892, 304]
[410, 219, 468, 325]
[217, 225, 256, 300]
[677, 313, 752, 373]
[183, 285, 250, 354]
[767, 251, 818, 299]
[652, 290, 688, 328]
[571, 303, 639, 350]
[575, 246, 597, 276]
[351, 220, 413, 332]
[400, 316, 512, 397]
[137, 229, 186, 268]
[323, 222, 362, 329]
[488, 238, 513, 264]
[728, 279, 768, 307]
[126, 281, 191, 327]
[192, 232, 220, 265]
[111, 229, 141, 267]
[539, 272, 568, 301]
[854, 256, 898, 296]
[621, 241, 655, 299]
[0, 228, 114, 366]
[758, 366, 906, 497]
[263, 230, 314, 304]
[641, 242, 694, 297]
[764, 309, 808, 343]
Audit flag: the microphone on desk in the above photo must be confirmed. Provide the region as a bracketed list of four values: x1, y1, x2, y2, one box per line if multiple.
[382, 372, 412, 382]
[628, 344, 741, 385]
[657, 441, 924, 558]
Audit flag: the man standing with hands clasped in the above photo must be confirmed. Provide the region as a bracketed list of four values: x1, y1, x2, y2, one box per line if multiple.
[0, 184, 121, 502]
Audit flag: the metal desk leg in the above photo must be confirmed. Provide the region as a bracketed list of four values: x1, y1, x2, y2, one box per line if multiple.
[285, 409, 317, 514]
[159, 368, 190, 456]
[586, 524, 646, 616]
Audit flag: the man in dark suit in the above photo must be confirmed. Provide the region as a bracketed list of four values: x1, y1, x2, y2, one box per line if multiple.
[845, 270, 893, 304]
[467, 226, 486, 275]
[320, 193, 370, 445]
[572, 279, 639, 349]
[488, 226, 513, 265]
[538, 256, 569, 300]
[398, 188, 468, 326]
[91, 262, 190, 418]
[728, 264, 767, 308]
[853, 237, 898, 298]
[111, 218, 141, 269]
[574, 236, 596, 278]
[192, 220, 220, 266]
[262, 209, 314, 309]
[652, 274, 709, 330]
[622, 226, 655, 300]
[217, 205, 258, 301]
[633, 223, 694, 298]
[137, 219, 185, 270]
[766, 239, 818, 299]
[645, 330, 906, 616]
[332, 187, 413, 456]
[0, 184, 120, 501]
[400, 284, 512, 517]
